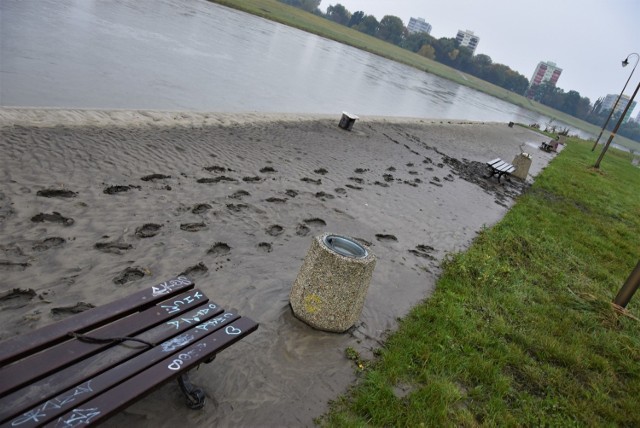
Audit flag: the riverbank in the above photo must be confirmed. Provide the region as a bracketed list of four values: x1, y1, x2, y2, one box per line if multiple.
[209, 0, 640, 152]
[1, 108, 551, 426]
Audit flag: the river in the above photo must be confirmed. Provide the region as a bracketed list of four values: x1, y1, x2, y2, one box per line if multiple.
[0, 0, 593, 138]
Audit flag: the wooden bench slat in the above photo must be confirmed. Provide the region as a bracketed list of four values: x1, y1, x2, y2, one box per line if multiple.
[0, 302, 223, 425]
[46, 317, 259, 427]
[5, 311, 241, 428]
[0, 288, 207, 398]
[0, 276, 194, 366]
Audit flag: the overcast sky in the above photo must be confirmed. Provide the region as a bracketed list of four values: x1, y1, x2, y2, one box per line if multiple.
[319, 0, 640, 112]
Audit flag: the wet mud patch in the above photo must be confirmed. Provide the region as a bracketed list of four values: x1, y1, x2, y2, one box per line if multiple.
[260, 166, 277, 173]
[180, 222, 207, 232]
[0, 288, 37, 309]
[229, 190, 250, 200]
[266, 197, 287, 204]
[301, 177, 321, 185]
[285, 189, 298, 198]
[31, 212, 74, 226]
[376, 234, 398, 242]
[37, 189, 77, 198]
[33, 237, 65, 251]
[257, 242, 273, 252]
[409, 245, 436, 260]
[95, 240, 133, 254]
[141, 174, 171, 182]
[135, 223, 162, 238]
[208, 242, 231, 256]
[51, 302, 96, 319]
[266, 224, 284, 236]
[104, 185, 141, 195]
[113, 267, 146, 285]
[192, 203, 213, 214]
[304, 218, 327, 227]
[314, 168, 328, 175]
[197, 176, 237, 184]
[180, 262, 209, 277]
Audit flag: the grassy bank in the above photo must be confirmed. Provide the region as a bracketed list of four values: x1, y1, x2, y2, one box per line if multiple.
[209, 0, 640, 152]
[319, 141, 640, 425]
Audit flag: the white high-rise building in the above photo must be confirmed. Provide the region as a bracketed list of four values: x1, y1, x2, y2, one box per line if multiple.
[407, 17, 432, 35]
[601, 94, 637, 124]
[455, 29, 479, 54]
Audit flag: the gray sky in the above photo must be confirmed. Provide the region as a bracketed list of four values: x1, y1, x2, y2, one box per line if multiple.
[319, 0, 640, 116]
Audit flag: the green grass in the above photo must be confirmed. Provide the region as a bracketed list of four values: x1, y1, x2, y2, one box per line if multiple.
[319, 141, 640, 426]
[209, 0, 640, 152]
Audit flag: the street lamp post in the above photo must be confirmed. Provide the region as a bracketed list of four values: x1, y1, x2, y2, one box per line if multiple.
[594, 80, 640, 168]
[591, 52, 639, 151]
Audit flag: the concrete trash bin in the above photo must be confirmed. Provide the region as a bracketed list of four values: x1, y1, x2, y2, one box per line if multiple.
[290, 233, 376, 332]
[511, 153, 532, 180]
[338, 112, 358, 131]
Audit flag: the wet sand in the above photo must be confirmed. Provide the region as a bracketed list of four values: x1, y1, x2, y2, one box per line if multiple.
[0, 108, 556, 427]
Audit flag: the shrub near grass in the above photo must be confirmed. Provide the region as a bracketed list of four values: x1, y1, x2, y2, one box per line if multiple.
[321, 140, 640, 426]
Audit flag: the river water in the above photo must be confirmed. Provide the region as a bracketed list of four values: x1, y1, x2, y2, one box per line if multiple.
[0, 0, 591, 138]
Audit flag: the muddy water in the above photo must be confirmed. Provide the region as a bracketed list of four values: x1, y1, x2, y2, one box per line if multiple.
[0, 115, 554, 426]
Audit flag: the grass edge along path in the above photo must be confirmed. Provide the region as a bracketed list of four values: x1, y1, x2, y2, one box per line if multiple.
[319, 140, 640, 426]
[209, 0, 639, 152]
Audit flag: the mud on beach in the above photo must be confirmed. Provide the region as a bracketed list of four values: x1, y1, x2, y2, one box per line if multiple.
[0, 110, 554, 426]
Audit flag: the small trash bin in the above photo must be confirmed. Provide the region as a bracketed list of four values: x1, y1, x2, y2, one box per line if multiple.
[338, 112, 359, 131]
[508, 121, 514, 128]
[511, 153, 532, 180]
[290, 233, 376, 332]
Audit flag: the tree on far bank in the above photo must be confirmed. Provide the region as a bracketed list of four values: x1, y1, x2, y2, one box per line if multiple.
[326, 3, 351, 26]
[377, 15, 404, 45]
[348, 11, 365, 28]
[417, 44, 435, 60]
[354, 15, 379, 36]
[279, 0, 321, 13]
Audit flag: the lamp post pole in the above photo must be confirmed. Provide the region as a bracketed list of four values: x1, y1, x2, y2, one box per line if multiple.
[594, 80, 640, 168]
[591, 53, 639, 152]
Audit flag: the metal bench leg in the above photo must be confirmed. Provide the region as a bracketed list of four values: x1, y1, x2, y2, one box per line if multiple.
[178, 371, 206, 409]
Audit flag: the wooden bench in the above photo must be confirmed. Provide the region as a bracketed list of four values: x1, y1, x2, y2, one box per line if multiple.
[539, 141, 557, 152]
[0, 276, 258, 427]
[485, 158, 516, 182]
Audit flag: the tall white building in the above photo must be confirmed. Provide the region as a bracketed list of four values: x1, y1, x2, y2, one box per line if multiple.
[455, 29, 479, 54]
[601, 94, 637, 124]
[407, 17, 432, 35]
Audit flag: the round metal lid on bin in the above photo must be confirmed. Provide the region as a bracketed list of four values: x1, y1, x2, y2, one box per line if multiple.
[322, 235, 368, 259]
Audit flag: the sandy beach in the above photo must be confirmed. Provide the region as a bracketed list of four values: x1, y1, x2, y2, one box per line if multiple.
[0, 108, 556, 426]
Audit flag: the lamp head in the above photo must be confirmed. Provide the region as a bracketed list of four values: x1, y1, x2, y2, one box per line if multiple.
[622, 58, 629, 67]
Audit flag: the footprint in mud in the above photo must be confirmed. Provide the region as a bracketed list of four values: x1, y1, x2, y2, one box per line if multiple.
[406, 163, 414, 167]
[374, 181, 389, 188]
[37, 189, 77, 198]
[242, 176, 262, 183]
[349, 177, 364, 184]
[301, 177, 322, 185]
[113, 267, 146, 285]
[383, 174, 394, 182]
[197, 176, 237, 184]
[51, 302, 96, 319]
[266, 224, 284, 236]
[104, 185, 140, 195]
[0, 288, 36, 309]
[266, 197, 287, 204]
[335, 188, 347, 195]
[315, 192, 335, 200]
[345, 184, 362, 190]
[354, 237, 373, 247]
[257, 242, 273, 252]
[192, 203, 213, 214]
[314, 168, 328, 175]
[375, 234, 398, 242]
[180, 262, 209, 277]
[304, 218, 327, 227]
[33, 237, 65, 252]
[94, 240, 133, 255]
[229, 190, 250, 200]
[227, 203, 248, 212]
[285, 189, 298, 198]
[141, 173, 171, 182]
[31, 212, 74, 226]
[180, 222, 207, 232]
[208, 242, 231, 256]
[423, 157, 433, 164]
[386, 166, 396, 172]
[444, 174, 455, 182]
[0, 260, 30, 271]
[260, 166, 277, 173]
[204, 165, 226, 173]
[409, 244, 436, 260]
[296, 224, 310, 236]
[429, 177, 444, 187]
[403, 180, 418, 187]
[135, 223, 162, 238]
[408, 171, 419, 175]
[437, 163, 444, 168]
[354, 168, 369, 174]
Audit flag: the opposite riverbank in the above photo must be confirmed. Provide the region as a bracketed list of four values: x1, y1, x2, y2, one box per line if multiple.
[209, 0, 640, 152]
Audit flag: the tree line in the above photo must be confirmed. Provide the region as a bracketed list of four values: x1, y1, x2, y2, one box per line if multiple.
[279, 1, 639, 142]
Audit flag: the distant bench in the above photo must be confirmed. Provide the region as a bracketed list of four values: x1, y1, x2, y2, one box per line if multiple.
[539, 141, 558, 152]
[0, 276, 258, 427]
[485, 158, 516, 182]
